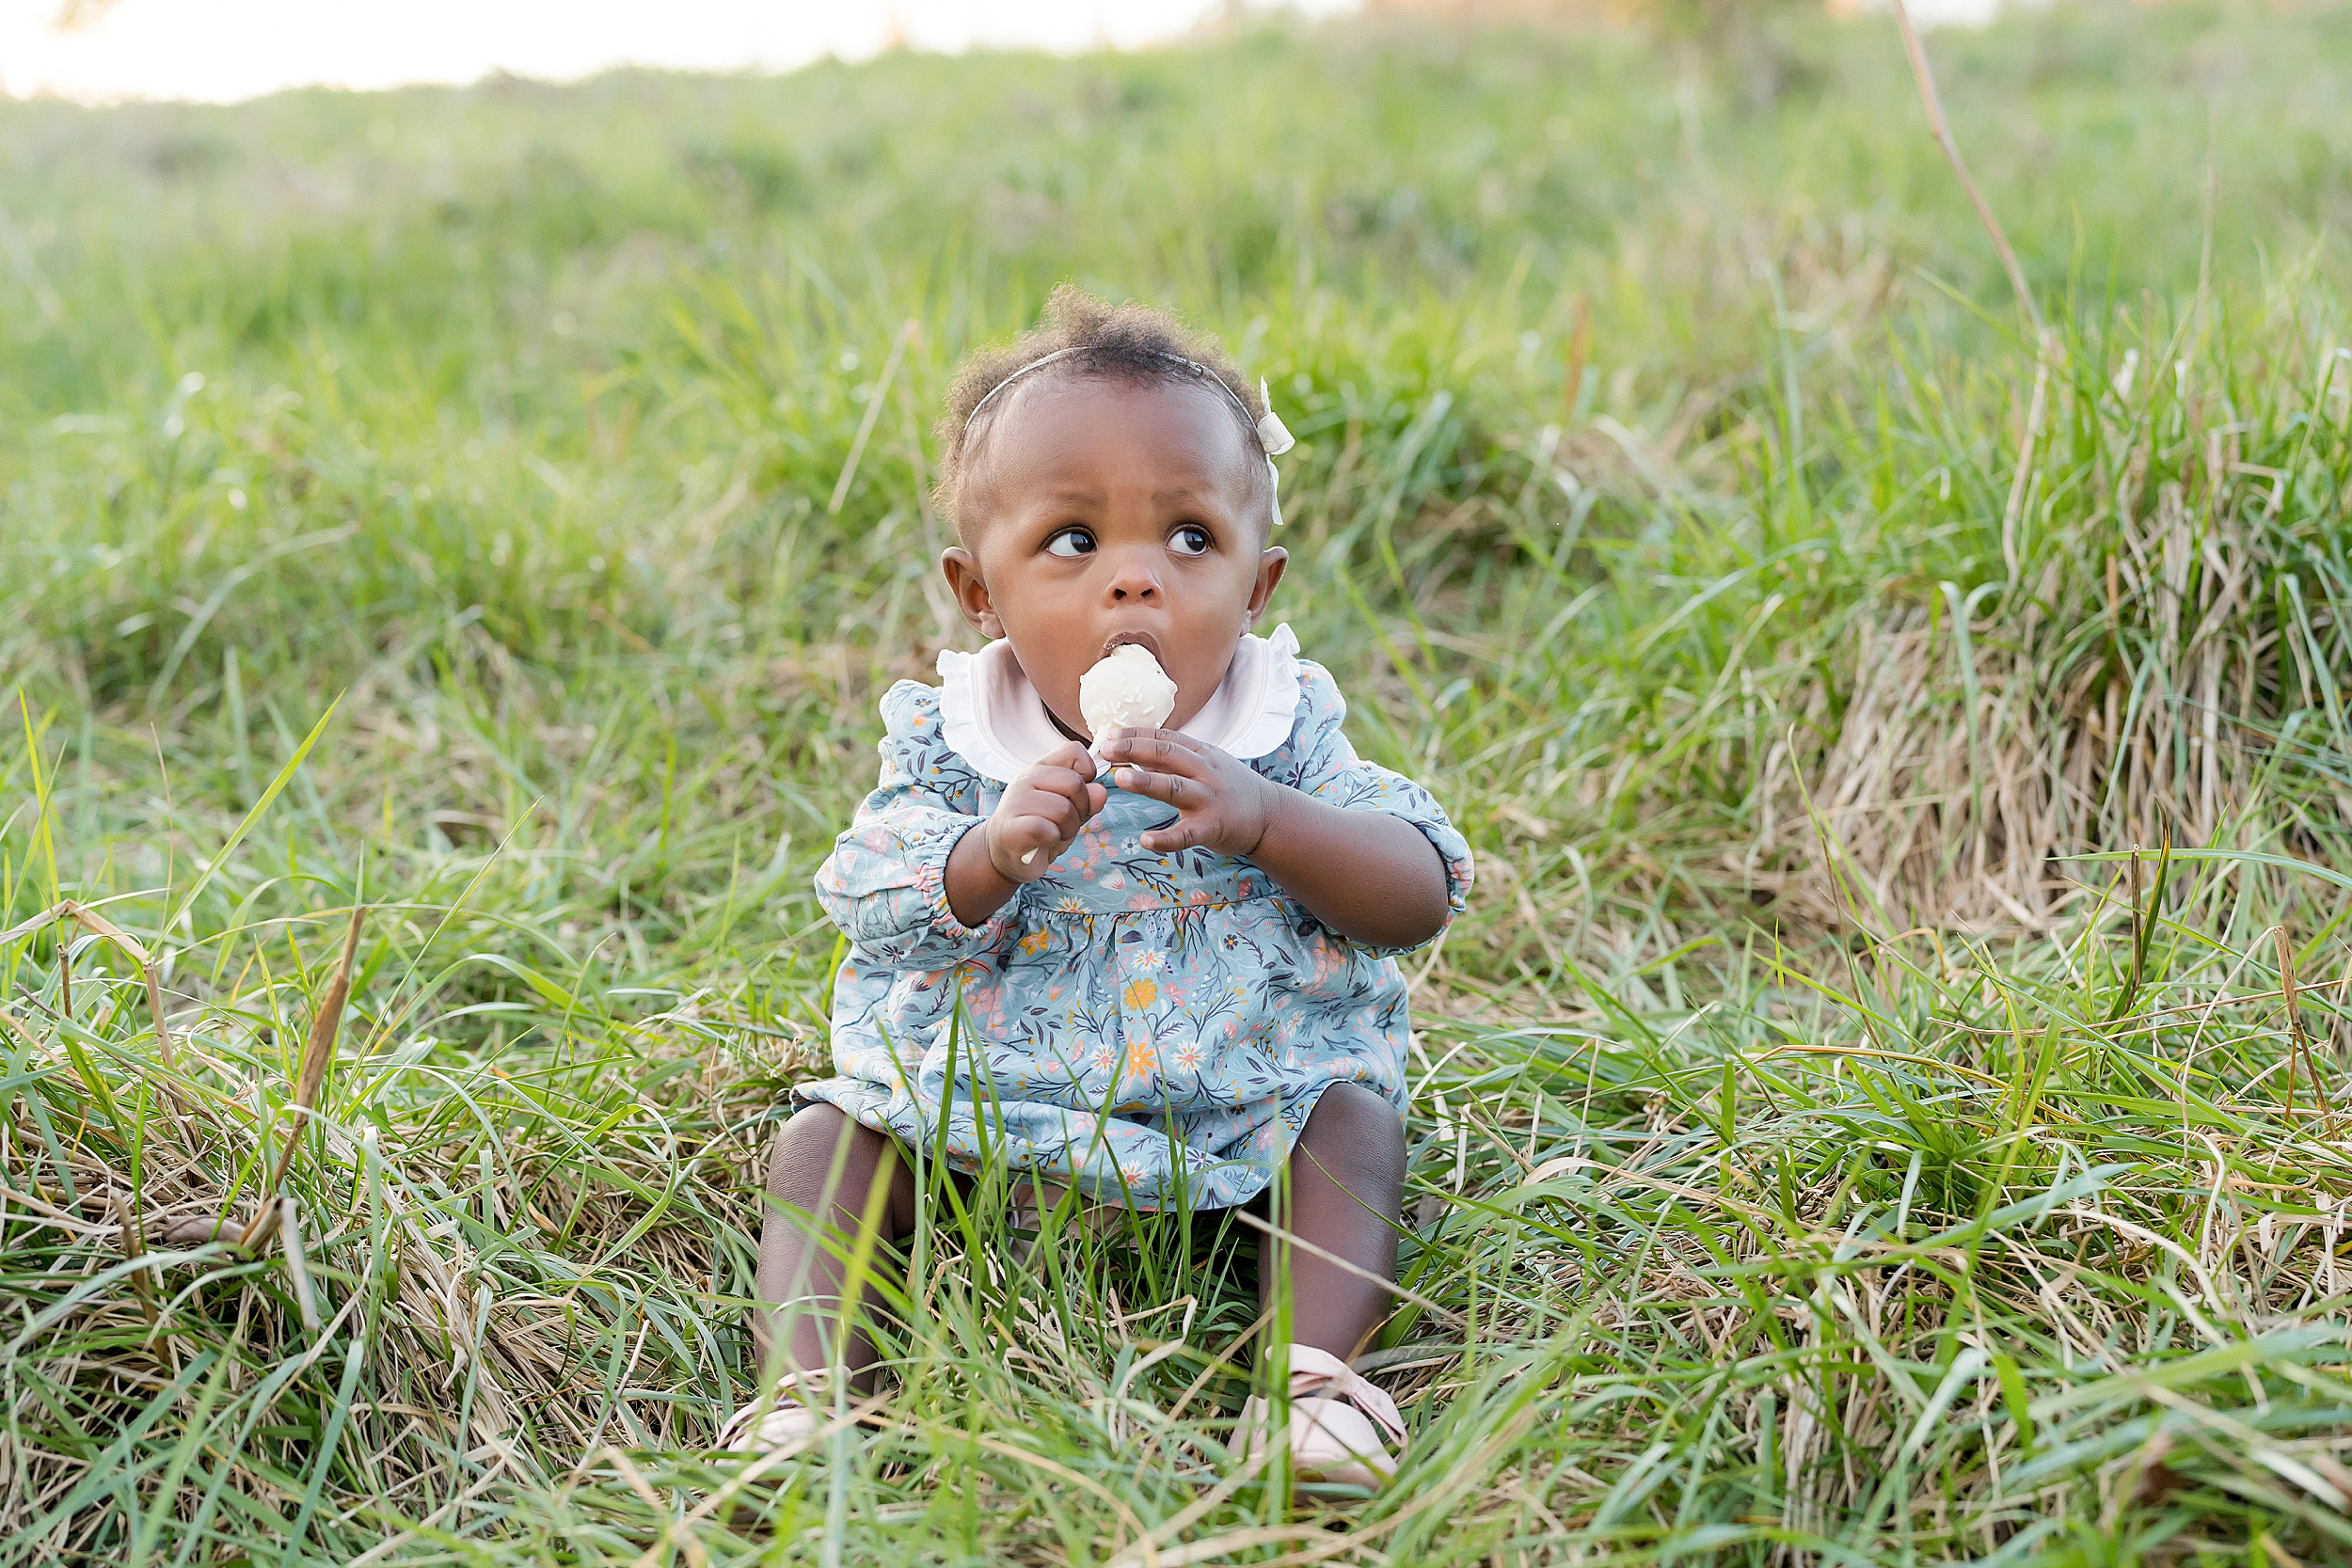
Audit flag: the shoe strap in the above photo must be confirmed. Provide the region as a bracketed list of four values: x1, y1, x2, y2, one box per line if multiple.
[1282, 1344, 1406, 1447]
[722, 1368, 832, 1443]
[771, 1367, 831, 1402]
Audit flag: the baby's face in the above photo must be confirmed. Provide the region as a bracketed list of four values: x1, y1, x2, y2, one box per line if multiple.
[941, 376, 1287, 739]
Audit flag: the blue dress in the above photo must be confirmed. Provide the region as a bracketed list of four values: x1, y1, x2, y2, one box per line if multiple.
[800, 637, 1473, 1210]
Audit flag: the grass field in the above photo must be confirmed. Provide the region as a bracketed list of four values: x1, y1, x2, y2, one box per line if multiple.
[7, 2, 2352, 1561]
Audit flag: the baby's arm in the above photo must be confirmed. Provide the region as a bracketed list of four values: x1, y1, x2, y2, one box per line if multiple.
[818, 689, 1086, 963]
[1096, 729, 1451, 949]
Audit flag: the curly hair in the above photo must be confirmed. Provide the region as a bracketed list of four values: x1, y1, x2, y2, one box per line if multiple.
[935, 285, 1272, 540]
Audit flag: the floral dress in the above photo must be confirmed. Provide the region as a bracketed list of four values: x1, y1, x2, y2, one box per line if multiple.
[799, 626, 1474, 1211]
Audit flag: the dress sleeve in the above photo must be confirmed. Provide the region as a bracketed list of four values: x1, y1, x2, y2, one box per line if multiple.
[1275, 661, 1475, 953]
[813, 681, 1019, 967]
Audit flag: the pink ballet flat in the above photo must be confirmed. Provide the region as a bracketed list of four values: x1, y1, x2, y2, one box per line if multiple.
[1238, 1345, 1407, 1490]
[715, 1371, 832, 1456]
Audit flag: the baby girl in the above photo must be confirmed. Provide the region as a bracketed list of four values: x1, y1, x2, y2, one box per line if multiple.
[730, 287, 1473, 1487]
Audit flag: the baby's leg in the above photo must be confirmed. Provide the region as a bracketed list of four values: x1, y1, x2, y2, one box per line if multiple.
[1263, 1082, 1406, 1361]
[753, 1104, 919, 1393]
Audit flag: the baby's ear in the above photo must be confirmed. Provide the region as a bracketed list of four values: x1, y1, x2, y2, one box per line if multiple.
[1246, 546, 1288, 624]
[940, 546, 1002, 637]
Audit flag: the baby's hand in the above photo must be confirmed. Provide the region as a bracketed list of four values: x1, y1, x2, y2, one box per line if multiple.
[987, 740, 1107, 880]
[1097, 730, 1278, 858]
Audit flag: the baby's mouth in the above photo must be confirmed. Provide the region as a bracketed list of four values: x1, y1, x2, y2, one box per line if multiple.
[1101, 630, 1166, 662]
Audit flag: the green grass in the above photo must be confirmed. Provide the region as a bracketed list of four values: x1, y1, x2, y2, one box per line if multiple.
[6, 2, 2352, 1561]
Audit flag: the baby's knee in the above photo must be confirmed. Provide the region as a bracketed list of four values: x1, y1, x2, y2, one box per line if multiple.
[767, 1104, 847, 1190]
[1298, 1082, 1406, 1183]
[766, 1105, 909, 1225]
[1306, 1081, 1404, 1137]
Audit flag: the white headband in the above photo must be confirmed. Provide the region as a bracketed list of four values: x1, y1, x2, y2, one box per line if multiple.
[962, 346, 1295, 528]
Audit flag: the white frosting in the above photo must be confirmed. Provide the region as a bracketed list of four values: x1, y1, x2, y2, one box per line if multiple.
[937, 624, 1304, 784]
[1078, 645, 1178, 739]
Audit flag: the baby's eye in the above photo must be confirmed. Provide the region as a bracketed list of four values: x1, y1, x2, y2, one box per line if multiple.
[1168, 525, 1213, 557]
[1045, 527, 1096, 558]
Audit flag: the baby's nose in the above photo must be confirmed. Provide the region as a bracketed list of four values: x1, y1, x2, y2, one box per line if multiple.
[1105, 554, 1162, 600]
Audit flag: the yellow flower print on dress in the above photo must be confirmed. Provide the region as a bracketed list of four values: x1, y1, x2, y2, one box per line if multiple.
[1121, 977, 1158, 1009]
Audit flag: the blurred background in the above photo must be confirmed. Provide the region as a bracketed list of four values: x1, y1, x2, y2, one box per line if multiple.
[3, 0, 2348, 976]
[3, 0, 2348, 983]
[5, 1, 2008, 102]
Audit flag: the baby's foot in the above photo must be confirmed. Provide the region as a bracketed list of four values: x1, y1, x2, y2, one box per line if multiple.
[1238, 1345, 1406, 1490]
[715, 1372, 832, 1457]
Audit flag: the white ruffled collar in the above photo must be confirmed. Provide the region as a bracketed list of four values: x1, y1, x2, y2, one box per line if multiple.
[936, 625, 1303, 784]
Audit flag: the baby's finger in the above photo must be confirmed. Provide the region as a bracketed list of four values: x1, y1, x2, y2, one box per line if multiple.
[1097, 730, 1209, 774]
[1032, 766, 1104, 818]
[1038, 739, 1098, 775]
[1140, 814, 1212, 854]
[1026, 763, 1097, 800]
[1005, 813, 1066, 866]
[1111, 766, 1200, 807]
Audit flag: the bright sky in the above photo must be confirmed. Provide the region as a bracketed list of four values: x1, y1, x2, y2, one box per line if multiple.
[0, 1, 1360, 103]
[0, 0, 2006, 104]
